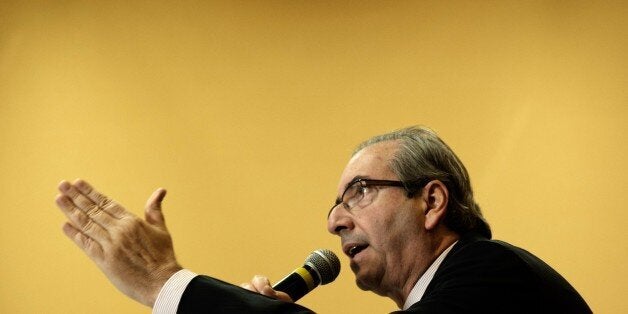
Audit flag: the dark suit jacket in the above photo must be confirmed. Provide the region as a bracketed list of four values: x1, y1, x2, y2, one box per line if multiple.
[178, 233, 591, 313]
[178, 276, 314, 313]
[399, 232, 591, 313]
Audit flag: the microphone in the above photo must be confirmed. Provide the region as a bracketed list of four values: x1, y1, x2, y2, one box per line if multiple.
[272, 249, 341, 301]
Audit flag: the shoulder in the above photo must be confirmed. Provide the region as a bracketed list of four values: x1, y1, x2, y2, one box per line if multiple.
[445, 235, 574, 288]
[408, 234, 591, 313]
[442, 234, 533, 272]
[434, 236, 539, 287]
[439, 235, 578, 295]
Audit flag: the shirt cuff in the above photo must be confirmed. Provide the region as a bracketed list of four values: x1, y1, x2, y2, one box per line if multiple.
[152, 269, 198, 314]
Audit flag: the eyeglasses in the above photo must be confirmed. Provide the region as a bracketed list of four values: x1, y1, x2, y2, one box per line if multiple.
[327, 178, 428, 218]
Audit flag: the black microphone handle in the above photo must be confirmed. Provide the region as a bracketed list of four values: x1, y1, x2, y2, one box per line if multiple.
[272, 264, 321, 301]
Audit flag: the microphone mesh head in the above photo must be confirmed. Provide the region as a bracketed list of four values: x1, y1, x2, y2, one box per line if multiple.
[305, 249, 341, 285]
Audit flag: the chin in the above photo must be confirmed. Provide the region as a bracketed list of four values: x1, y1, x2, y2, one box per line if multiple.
[355, 277, 390, 298]
[355, 278, 371, 292]
[353, 270, 381, 293]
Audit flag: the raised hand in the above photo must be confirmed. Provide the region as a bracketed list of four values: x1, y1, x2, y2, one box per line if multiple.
[55, 179, 182, 307]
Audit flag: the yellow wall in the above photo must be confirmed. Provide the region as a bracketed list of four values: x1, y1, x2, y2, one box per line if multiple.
[1, 1, 626, 313]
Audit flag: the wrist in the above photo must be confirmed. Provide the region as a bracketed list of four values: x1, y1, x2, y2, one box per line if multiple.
[145, 263, 184, 307]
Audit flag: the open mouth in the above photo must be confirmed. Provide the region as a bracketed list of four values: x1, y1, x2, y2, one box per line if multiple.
[348, 245, 368, 258]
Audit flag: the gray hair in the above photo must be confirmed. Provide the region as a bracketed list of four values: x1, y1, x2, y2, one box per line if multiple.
[354, 126, 492, 239]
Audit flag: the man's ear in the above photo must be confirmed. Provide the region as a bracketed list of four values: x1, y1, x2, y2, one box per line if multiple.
[422, 180, 449, 231]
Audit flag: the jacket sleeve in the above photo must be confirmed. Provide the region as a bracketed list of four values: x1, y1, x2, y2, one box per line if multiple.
[177, 275, 315, 313]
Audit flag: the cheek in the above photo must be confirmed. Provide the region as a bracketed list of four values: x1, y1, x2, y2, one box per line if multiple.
[361, 194, 422, 252]
[367, 214, 408, 252]
[384, 207, 422, 247]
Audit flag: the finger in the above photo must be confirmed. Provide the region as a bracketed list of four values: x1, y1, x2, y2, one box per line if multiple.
[62, 222, 104, 261]
[273, 290, 294, 303]
[252, 275, 273, 296]
[240, 282, 256, 292]
[59, 181, 111, 225]
[58, 181, 116, 227]
[251, 276, 293, 302]
[144, 188, 167, 228]
[56, 194, 110, 242]
[58, 180, 96, 212]
[72, 179, 127, 218]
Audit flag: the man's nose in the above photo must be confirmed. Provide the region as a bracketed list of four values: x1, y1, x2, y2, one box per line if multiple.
[327, 205, 354, 235]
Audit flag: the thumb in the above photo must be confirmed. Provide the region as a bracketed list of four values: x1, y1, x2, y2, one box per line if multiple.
[145, 188, 167, 228]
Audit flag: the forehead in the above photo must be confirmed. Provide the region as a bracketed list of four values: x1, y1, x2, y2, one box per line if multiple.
[338, 141, 400, 188]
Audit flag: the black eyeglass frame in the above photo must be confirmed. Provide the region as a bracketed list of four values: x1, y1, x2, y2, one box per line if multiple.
[327, 178, 429, 218]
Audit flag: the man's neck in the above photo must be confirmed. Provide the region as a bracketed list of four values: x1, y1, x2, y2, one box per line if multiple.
[391, 231, 460, 308]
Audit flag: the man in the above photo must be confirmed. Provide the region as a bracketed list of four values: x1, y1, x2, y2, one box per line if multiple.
[55, 126, 591, 313]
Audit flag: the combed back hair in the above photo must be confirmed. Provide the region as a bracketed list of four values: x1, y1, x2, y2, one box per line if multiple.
[354, 126, 492, 239]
